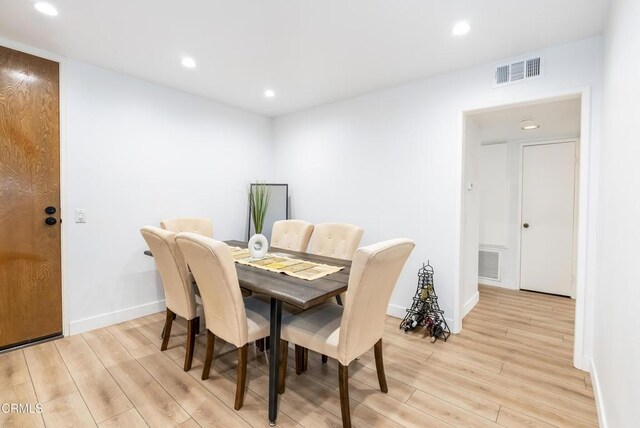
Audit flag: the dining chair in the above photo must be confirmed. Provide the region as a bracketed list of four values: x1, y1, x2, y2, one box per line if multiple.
[270, 219, 314, 252]
[175, 232, 271, 410]
[140, 226, 200, 372]
[304, 222, 364, 366]
[160, 217, 213, 237]
[278, 238, 415, 428]
[252, 219, 314, 352]
[161, 217, 213, 291]
[306, 222, 364, 261]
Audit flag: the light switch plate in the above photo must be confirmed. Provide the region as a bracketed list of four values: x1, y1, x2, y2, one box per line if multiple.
[75, 209, 86, 223]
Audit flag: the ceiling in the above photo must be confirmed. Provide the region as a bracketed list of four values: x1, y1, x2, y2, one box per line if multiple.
[469, 97, 582, 142]
[0, 1, 607, 117]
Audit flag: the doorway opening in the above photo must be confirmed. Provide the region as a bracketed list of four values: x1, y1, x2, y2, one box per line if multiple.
[458, 93, 589, 370]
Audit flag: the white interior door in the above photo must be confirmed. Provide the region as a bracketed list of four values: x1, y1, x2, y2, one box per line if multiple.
[520, 142, 576, 296]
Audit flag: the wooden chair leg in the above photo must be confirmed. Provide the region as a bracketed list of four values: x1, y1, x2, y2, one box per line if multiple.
[235, 344, 248, 410]
[160, 309, 175, 351]
[295, 345, 303, 375]
[302, 348, 308, 372]
[256, 338, 265, 352]
[201, 331, 215, 380]
[278, 340, 288, 394]
[194, 316, 200, 335]
[374, 339, 388, 393]
[338, 363, 352, 428]
[184, 318, 197, 371]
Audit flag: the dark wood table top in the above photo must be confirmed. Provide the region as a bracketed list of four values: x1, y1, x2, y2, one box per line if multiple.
[144, 241, 351, 310]
[226, 240, 350, 310]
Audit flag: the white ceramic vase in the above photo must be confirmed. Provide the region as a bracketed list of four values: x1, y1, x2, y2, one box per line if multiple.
[248, 233, 269, 259]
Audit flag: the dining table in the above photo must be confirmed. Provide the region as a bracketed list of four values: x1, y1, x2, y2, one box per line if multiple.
[145, 239, 351, 426]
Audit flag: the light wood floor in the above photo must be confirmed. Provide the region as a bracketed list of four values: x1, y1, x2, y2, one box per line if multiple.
[0, 285, 597, 427]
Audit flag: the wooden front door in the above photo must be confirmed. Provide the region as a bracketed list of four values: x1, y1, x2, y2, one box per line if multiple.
[0, 46, 62, 349]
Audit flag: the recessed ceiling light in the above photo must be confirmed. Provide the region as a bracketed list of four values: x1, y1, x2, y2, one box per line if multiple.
[264, 89, 275, 98]
[452, 21, 471, 36]
[34, 2, 58, 16]
[181, 57, 196, 69]
[521, 119, 540, 130]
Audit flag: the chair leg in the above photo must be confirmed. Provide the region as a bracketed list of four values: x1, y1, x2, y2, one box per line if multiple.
[160, 309, 175, 351]
[184, 318, 197, 371]
[235, 344, 248, 410]
[302, 348, 308, 372]
[338, 363, 352, 428]
[295, 345, 303, 375]
[278, 340, 288, 394]
[374, 339, 388, 393]
[201, 331, 215, 380]
[256, 338, 265, 352]
[194, 316, 200, 335]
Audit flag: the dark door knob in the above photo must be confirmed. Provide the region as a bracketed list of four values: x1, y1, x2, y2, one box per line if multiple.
[523, 223, 530, 228]
[45, 206, 56, 215]
[45, 217, 57, 225]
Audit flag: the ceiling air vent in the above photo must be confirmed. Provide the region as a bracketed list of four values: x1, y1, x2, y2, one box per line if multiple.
[494, 55, 543, 87]
[479, 250, 500, 281]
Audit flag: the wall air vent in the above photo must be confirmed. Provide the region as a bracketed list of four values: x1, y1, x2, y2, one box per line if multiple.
[494, 55, 543, 87]
[478, 250, 501, 281]
[495, 65, 509, 84]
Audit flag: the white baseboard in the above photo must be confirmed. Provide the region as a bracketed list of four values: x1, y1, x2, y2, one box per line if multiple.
[387, 303, 408, 319]
[587, 356, 608, 428]
[462, 291, 480, 318]
[479, 279, 517, 290]
[68, 299, 166, 335]
[581, 355, 592, 372]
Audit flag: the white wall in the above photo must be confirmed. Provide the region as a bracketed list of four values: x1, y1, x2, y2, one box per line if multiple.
[477, 142, 514, 287]
[461, 116, 480, 316]
[274, 37, 603, 334]
[63, 60, 273, 333]
[478, 143, 510, 250]
[592, 0, 640, 425]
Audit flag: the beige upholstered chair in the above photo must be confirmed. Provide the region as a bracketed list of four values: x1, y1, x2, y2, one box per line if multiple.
[306, 222, 364, 261]
[270, 219, 314, 252]
[161, 217, 213, 286]
[251, 219, 314, 352]
[175, 232, 271, 410]
[160, 217, 213, 237]
[303, 222, 364, 366]
[279, 239, 415, 428]
[140, 226, 200, 372]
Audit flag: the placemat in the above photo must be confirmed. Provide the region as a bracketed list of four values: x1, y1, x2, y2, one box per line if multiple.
[229, 247, 344, 281]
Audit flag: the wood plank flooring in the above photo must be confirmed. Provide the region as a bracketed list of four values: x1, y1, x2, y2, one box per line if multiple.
[0, 285, 597, 427]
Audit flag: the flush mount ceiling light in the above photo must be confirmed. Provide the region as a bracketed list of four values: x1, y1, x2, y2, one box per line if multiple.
[34, 2, 58, 16]
[452, 21, 471, 36]
[521, 118, 541, 130]
[264, 89, 276, 98]
[181, 57, 196, 69]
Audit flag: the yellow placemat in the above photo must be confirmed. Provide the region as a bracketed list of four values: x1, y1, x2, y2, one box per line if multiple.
[228, 247, 344, 281]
